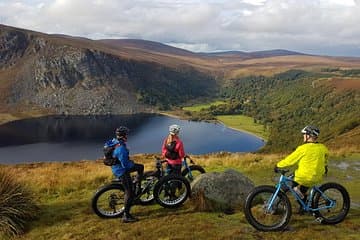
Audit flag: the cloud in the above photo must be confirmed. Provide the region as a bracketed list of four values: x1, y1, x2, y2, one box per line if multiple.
[0, 0, 360, 56]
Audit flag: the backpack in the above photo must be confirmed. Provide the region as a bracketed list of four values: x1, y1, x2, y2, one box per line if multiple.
[164, 141, 180, 160]
[103, 142, 120, 166]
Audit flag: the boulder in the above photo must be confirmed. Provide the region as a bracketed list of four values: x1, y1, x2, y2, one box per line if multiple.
[190, 169, 255, 212]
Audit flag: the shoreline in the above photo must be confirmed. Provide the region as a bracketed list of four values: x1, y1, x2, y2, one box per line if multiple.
[159, 111, 267, 142]
[215, 119, 267, 142]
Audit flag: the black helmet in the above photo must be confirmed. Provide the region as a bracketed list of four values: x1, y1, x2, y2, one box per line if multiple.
[301, 125, 320, 137]
[115, 126, 129, 138]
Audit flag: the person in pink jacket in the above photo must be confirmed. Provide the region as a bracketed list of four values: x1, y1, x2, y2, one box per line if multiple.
[161, 124, 185, 175]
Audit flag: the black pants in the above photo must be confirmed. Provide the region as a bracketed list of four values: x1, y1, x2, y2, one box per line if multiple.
[130, 163, 144, 181]
[292, 181, 309, 205]
[282, 180, 309, 203]
[121, 172, 134, 216]
[121, 163, 144, 216]
[166, 164, 182, 194]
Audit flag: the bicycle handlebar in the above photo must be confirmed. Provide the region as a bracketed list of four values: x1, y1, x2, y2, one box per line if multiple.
[156, 155, 195, 164]
[274, 166, 289, 175]
[184, 155, 195, 164]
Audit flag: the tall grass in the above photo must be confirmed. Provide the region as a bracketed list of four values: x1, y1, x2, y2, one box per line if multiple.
[2, 152, 359, 239]
[0, 168, 38, 238]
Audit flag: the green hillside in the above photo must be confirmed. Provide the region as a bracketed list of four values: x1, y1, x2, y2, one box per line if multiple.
[190, 69, 360, 152]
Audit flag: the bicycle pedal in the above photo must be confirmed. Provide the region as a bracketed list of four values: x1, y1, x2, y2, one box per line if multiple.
[315, 217, 323, 223]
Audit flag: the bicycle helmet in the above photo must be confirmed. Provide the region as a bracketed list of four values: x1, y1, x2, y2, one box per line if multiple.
[169, 124, 180, 135]
[115, 126, 129, 137]
[301, 125, 320, 137]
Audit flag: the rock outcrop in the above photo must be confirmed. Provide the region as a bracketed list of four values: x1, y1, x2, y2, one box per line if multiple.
[190, 169, 255, 212]
[0, 24, 216, 115]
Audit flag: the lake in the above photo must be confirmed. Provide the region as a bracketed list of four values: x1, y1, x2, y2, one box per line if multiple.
[0, 114, 265, 164]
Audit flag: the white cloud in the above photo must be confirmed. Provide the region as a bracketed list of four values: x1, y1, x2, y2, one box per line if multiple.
[0, 0, 360, 56]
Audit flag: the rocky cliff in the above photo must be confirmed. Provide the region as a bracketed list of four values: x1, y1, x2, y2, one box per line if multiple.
[0, 25, 216, 114]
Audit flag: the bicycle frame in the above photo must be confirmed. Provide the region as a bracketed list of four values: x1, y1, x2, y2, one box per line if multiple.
[163, 156, 193, 175]
[269, 173, 336, 213]
[182, 156, 193, 178]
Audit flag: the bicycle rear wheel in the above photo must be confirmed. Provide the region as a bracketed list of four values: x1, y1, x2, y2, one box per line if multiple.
[312, 182, 350, 224]
[244, 185, 292, 231]
[91, 183, 125, 218]
[153, 174, 191, 208]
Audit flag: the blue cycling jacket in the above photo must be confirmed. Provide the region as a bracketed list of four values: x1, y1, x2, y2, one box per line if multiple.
[107, 138, 134, 177]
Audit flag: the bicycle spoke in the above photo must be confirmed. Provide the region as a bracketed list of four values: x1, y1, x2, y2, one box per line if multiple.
[244, 186, 291, 231]
[317, 188, 345, 219]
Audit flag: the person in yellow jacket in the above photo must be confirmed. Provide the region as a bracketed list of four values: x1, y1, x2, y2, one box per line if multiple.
[275, 125, 329, 209]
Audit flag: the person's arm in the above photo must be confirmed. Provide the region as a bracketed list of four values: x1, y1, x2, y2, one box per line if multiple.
[116, 146, 134, 169]
[161, 138, 167, 158]
[177, 140, 185, 159]
[277, 146, 304, 168]
[324, 145, 329, 175]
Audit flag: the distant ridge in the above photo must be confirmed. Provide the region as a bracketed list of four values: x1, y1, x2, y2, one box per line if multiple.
[98, 39, 196, 57]
[201, 49, 306, 59]
[98, 39, 307, 59]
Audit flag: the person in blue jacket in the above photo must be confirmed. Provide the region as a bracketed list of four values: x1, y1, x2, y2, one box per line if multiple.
[111, 126, 144, 223]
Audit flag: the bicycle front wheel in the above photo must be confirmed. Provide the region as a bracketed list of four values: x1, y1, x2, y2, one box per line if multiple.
[312, 182, 350, 224]
[91, 184, 125, 218]
[153, 174, 191, 208]
[244, 185, 292, 231]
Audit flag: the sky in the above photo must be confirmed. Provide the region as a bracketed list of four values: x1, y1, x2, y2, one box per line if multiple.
[1, 0, 360, 57]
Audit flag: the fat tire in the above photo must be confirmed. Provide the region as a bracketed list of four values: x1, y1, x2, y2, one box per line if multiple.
[312, 182, 350, 224]
[91, 183, 125, 218]
[153, 174, 191, 208]
[244, 185, 292, 231]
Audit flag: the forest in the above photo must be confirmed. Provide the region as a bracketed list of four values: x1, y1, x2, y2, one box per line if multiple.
[192, 69, 360, 152]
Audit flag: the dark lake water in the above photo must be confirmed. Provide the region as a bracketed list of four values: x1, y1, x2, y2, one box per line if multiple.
[0, 114, 265, 164]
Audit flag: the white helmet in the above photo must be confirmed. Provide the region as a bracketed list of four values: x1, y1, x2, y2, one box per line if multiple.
[301, 125, 320, 137]
[169, 124, 180, 135]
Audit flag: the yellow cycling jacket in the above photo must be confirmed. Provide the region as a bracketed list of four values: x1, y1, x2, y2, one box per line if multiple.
[277, 143, 329, 187]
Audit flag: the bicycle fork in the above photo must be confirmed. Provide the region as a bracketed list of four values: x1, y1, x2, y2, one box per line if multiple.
[266, 187, 282, 213]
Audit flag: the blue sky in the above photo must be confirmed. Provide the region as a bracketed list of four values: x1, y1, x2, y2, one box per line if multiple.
[1, 0, 360, 57]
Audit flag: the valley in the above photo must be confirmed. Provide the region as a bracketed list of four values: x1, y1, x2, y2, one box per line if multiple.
[0, 24, 359, 153]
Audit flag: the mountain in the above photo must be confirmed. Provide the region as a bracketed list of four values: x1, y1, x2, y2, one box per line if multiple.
[98, 39, 196, 57]
[219, 69, 360, 152]
[1, 24, 360, 152]
[200, 49, 305, 59]
[0, 24, 217, 114]
[3, 24, 318, 115]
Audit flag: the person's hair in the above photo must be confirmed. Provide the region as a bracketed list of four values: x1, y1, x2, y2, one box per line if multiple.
[166, 134, 176, 144]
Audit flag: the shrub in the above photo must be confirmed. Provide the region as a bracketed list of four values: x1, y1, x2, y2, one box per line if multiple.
[0, 168, 38, 238]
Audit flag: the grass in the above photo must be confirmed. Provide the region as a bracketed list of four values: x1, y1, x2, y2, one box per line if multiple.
[216, 115, 269, 140]
[182, 101, 226, 112]
[0, 110, 50, 125]
[0, 152, 359, 240]
[0, 169, 38, 238]
[181, 101, 270, 140]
